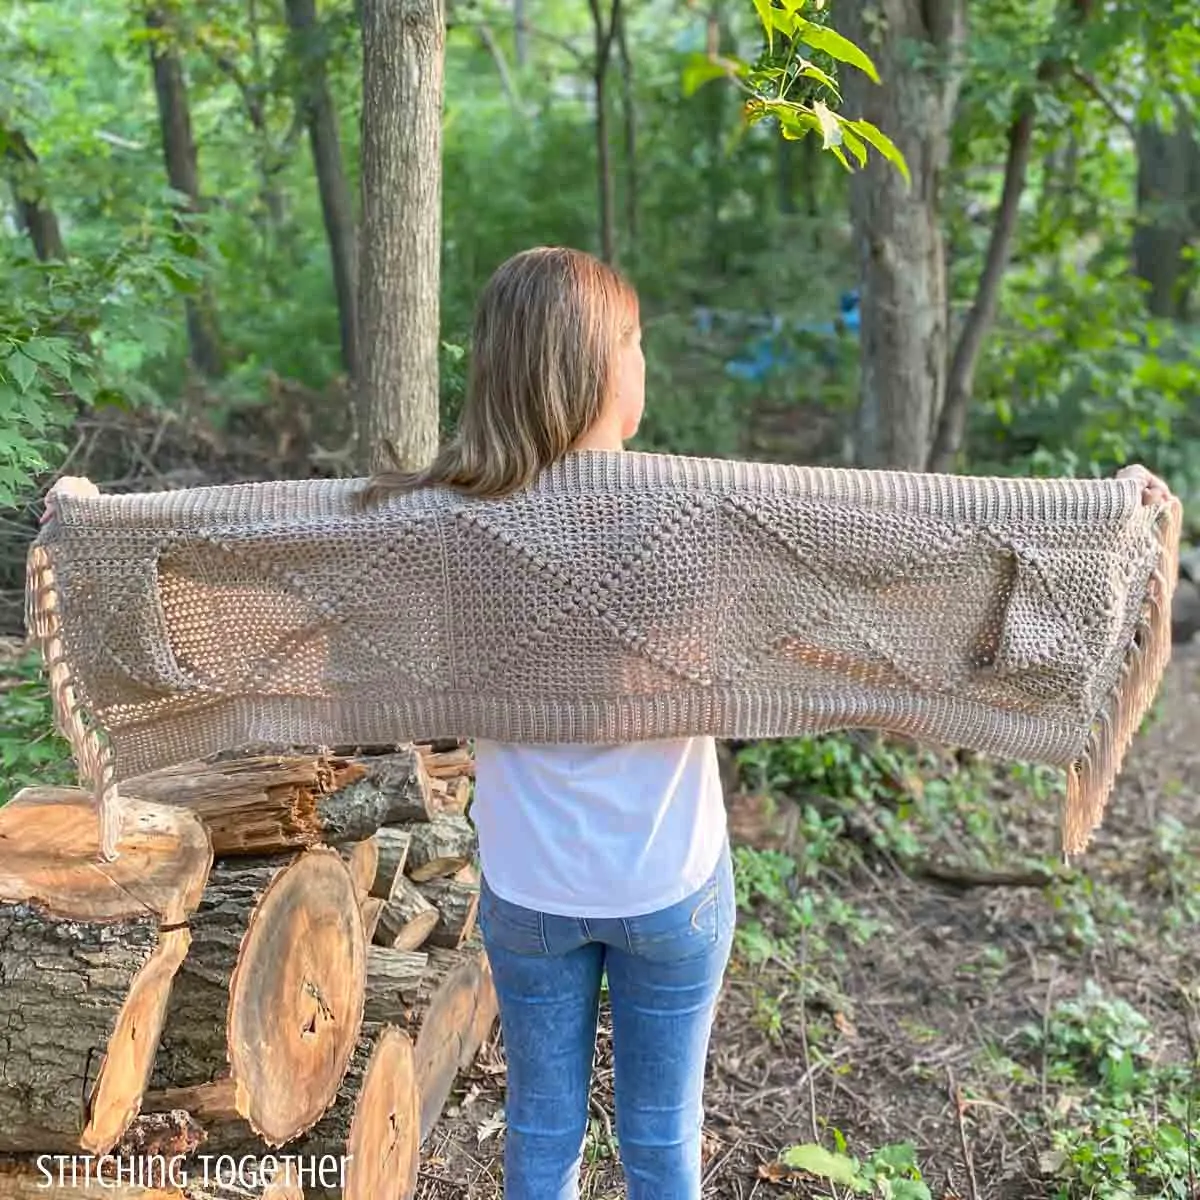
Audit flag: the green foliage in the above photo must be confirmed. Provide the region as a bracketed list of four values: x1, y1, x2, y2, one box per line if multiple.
[0, 648, 73, 806]
[1021, 983, 1200, 1197]
[778, 1137, 932, 1197]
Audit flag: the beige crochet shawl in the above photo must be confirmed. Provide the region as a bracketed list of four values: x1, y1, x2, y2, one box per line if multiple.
[26, 449, 1181, 862]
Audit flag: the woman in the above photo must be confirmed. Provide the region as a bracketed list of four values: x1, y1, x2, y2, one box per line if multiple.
[362, 246, 732, 1200]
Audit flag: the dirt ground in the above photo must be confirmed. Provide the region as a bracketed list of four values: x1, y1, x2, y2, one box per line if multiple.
[416, 639, 1200, 1200]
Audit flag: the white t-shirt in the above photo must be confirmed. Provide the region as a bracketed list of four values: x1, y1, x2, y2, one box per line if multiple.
[470, 736, 728, 918]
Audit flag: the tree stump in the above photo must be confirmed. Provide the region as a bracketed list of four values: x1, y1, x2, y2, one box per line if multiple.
[0, 789, 210, 1154]
[152, 847, 366, 1146]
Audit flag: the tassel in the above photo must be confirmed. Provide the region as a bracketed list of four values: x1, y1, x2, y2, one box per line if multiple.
[1063, 497, 1182, 855]
[25, 541, 122, 862]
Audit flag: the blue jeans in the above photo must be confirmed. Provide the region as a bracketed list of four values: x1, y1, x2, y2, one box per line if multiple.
[477, 840, 735, 1200]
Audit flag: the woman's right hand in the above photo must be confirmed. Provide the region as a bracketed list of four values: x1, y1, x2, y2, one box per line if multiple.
[40, 476, 99, 526]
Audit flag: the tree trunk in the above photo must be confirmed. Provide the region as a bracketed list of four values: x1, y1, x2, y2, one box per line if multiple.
[146, 8, 224, 379]
[3, 126, 67, 261]
[840, 0, 965, 471]
[1133, 100, 1198, 319]
[513, 0, 529, 66]
[929, 102, 1035, 471]
[358, 0, 444, 474]
[151, 847, 366, 1147]
[285, 0, 361, 381]
[587, 0, 619, 264]
[615, 6, 638, 255]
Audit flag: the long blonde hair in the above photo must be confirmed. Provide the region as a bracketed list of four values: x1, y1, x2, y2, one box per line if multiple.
[359, 246, 639, 506]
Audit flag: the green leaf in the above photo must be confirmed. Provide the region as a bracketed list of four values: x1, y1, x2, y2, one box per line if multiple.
[752, 0, 775, 53]
[779, 1144, 863, 1187]
[21, 337, 71, 375]
[844, 118, 911, 184]
[841, 122, 867, 166]
[793, 18, 881, 83]
[795, 58, 839, 94]
[681, 53, 744, 96]
[813, 100, 843, 149]
[5, 350, 38, 394]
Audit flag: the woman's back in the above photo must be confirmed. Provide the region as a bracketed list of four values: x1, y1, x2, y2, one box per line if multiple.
[472, 736, 727, 918]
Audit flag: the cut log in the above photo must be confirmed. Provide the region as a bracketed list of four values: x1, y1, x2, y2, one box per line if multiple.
[364, 947, 428, 1024]
[122, 750, 435, 852]
[369, 827, 411, 900]
[361, 897, 385, 942]
[420, 748, 474, 779]
[340, 838, 379, 905]
[0, 786, 212, 926]
[413, 952, 489, 1144]
[405, 814, 476, 882]
[415, 875, 480, 949]
[290, 1027, 419, 1200]
[143, 1077, 239, 1126]
[0, 906, 191, 1154]
[414, 738, 464, 755]
[152, 847, 366, 1146]
[0, 791, 208, 1155]
[374, 877, 439, 951]
[438, 776, 471, 816]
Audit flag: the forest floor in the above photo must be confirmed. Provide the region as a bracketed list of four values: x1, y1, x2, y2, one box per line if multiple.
[419, 637, 1200, 1200]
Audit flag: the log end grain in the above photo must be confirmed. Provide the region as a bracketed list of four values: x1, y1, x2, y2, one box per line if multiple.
[226, 847, 366, 1146]
[82, 926, 193, 1155]
[343, 1027, 419, 1200]
[0, 787, 213, 925]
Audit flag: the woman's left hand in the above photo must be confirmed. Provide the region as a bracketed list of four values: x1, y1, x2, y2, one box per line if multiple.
[1116, 464, 1172, 508]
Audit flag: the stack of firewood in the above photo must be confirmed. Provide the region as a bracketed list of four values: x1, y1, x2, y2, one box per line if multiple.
[0, 741, 494, 1200]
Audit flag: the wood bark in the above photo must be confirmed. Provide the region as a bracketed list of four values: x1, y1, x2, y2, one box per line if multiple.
[3, 126, 66, 261]
[364, 947, 429, 1024]
[151, 848, 366, 1146]
[840, 0, 964, 471]
[146, 8, 224, 379]
[374, 877, 439, 950]
[405, 813, 476, 880]
[0, 909, 190, 1154]
[415, 875, 480, 949]
[123, 750, 433, 853]
[358, 0, 444, 474]
[361, 897, 386, 942]
[285, 0, 361, 382]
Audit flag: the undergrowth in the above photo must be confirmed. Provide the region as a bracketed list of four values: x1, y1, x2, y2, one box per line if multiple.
[0, 645, 72, 805]
[735, 732, 1200, 1198]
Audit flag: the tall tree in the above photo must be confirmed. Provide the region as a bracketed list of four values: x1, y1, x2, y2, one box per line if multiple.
[587, 0, 620, 264]
[1132, 102, 1199, 320]
[285, 0, 361, 382]
[145, 6, 225, 379]
[2, 125, 66, 262]
[840, 0, 965, 471]
[358, 0, 444, 473]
